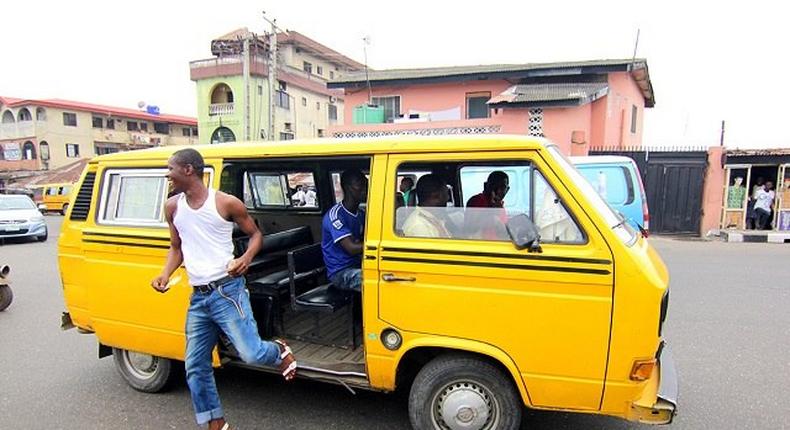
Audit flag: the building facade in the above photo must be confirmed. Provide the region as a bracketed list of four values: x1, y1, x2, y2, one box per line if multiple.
[327, 59, 655, 155]
[189, 28, 363, 144]
[0, 96, 197, 173]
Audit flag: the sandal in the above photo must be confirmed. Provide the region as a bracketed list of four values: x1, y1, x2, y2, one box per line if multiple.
[275, 339, 297, 381]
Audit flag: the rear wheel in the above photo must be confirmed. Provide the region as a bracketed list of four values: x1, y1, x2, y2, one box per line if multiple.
[112, 348, 178, 393]
[0, 285, 13, 311]
[409, 354, 522, 430]
[61, 203, 69, 215]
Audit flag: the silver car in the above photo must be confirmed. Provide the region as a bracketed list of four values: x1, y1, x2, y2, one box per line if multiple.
[0, 195, 48, 242]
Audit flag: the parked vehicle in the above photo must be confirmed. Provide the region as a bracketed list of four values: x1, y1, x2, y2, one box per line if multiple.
[571, 155, 650, 233]
[0, 265, 11, 311]
[36, 183, 74, 215]
[58, 136, 675, 428]
[0, 195, 48, 242]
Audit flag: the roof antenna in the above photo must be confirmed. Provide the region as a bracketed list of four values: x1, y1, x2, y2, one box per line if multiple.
[630, 28, 641, 71]
[362, 35, 373, 105]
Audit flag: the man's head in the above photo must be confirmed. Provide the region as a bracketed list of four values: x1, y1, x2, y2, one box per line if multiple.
[341, 169, 368, 204]
[167, 148, 205, 192]
[399, 176, 414, 193]
[765, 181, 774, 191]
[416, 174, 448, 207]
[484, 170, 510, 204]
[757, 177, 765, 186]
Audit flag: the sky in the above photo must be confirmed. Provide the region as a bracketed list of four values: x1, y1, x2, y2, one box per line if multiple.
[1, 0, 787, 149]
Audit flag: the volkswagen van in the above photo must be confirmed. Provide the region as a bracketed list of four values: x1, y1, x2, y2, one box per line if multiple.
[37, 182, 74, 215]
[58, 135, 676, 429]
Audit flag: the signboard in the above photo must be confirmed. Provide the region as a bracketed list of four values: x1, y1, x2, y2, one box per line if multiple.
[2, 142, 21, 161]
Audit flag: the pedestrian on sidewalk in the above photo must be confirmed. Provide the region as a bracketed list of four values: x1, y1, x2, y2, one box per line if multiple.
[151, 148, 297, 430]
[754, 181, 776, 230]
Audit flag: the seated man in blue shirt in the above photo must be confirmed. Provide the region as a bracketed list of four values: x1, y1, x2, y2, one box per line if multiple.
[322, 169, 368, 292]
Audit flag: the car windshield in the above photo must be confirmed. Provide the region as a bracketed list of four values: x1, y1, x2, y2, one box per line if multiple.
[546, 146, 637, 245]
[0, 196, 36, 210]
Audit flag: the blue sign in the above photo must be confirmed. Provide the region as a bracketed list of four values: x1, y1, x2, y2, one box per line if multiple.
[146, 105, 160, 115]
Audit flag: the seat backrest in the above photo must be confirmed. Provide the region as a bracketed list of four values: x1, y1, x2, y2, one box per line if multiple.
[287, 243, 325, 308]
[235, 225, 313, 257]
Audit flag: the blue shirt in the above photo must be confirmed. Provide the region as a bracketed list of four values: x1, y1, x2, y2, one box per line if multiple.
[321, 202, 365, 278]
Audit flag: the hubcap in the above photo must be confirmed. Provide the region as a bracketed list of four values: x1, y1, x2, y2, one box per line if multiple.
[433, 381, 496, 430]
[122, 350, 158, 380]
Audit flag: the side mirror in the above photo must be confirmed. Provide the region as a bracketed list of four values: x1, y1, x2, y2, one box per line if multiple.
[506, 214, 542, 253]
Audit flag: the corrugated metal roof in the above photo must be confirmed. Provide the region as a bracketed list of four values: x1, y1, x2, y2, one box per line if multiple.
[487, 83, 608, 106]
[727, 148, 790, 157]
[0, 96, 196, 125]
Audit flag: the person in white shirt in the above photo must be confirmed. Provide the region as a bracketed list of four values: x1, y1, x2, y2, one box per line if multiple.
[291, 185, 307, 206]
[304, 186, 318, 207]
[754, 181, 776, 230]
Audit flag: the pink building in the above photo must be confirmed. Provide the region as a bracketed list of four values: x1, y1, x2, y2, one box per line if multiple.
[328, 59, 654, 155]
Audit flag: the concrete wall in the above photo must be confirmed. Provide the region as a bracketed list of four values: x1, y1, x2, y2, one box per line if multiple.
[701, 146, 726, 235]
[604, 72, 645, 148]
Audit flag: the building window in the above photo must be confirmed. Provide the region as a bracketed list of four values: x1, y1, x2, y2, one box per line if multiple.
[66, 143, 80, 158]
[303, 61, 312, 74]
[330, 71, 335, 79]
[22, 141, 36, 160]
[371, 96, 401, 123]
[39, 142, 50, 160]
[466, 92, 491, 119]
[528, 108, 544, 137]
[140, 122, 148, 132]
[210, 83, 234, 103]
[154, 122, 169, 134]
[211, 126, 235, 144]
[182, 128, 191, 137]
[63, 112, 77, 127]
[2, 110, 15, 124]
[258, 85, 263, 95]
[92, 117, 104, 128]
[127, 121, 139, 131]
[301, 97, 307, 107]
[630, 105, 638, 134]
[95, 144, 119, 155]
[328, 104, 338, 122]
[35, 107, 47, 121]
[316, 101, 320, 111]
[316, 65, 323, 75]
[279, 132, 295, 140]
[317, 129, 324, 137]
[192, 127, 199, 136]
[17, 108, 32, 122]
[278, 81, 287, 91]
[276, 90, 290, 110]
[106, 119, 115, 129]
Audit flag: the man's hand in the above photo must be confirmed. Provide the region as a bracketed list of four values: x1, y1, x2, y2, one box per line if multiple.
[227, 257, 251, 277]
[151, 274, 171, 293]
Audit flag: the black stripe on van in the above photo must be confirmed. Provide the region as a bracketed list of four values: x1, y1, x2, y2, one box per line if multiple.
[69, 172, 96, 221]
[83, 231, 170, 242]
[83, 239, 170, 250]
[380, 256, 611, 275]
[381, 247, 611, 265]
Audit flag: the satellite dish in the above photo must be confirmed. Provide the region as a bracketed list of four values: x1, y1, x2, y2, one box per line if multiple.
[137, 101, 146, 109]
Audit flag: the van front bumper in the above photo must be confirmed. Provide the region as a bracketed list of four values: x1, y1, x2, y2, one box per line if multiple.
[630, 344, 678, 424]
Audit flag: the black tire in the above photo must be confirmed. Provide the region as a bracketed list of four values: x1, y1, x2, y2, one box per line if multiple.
[112, 348, 178, 393]
[0, 286, 12, 311]
[61, 203, 69, 216]
[408, 354, 522, 430]
[37, 229, 48, 242]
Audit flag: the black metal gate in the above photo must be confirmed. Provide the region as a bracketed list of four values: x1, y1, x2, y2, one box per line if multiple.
[589, 148, 709, 235]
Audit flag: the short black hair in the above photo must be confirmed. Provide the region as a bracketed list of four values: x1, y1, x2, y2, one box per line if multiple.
[171, 148, 205, 176]
[340, 169, 365, 192]
[416, 174, 447, 205]
[485, 170, 509, 191]
[401, 176, 414, 187]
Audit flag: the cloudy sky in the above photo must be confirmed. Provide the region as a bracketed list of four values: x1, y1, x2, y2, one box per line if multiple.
[1, 0, 787, 148]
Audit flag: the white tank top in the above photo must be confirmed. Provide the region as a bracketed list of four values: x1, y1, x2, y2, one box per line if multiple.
[173, 188, 234, 286]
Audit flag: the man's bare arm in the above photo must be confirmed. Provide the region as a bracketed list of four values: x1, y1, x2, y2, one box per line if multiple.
[152, 197, 183, 292]
[220, 192, 262, 277]
[339, 236, 363, 256]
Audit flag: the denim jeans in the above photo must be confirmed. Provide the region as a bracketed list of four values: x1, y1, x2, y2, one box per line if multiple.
[329, 267, 362, 292]
[185, 276, 282, 425]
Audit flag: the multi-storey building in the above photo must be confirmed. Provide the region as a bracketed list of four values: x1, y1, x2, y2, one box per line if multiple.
[328, 59, 655, 155]
[189, 28, 363, 144]
[0, 96, 197, 173]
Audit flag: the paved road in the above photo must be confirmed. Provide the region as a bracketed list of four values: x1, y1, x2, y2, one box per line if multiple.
[1, 217, 789, 429]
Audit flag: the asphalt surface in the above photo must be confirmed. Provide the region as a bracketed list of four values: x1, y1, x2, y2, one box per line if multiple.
[1, 217, 789, 429]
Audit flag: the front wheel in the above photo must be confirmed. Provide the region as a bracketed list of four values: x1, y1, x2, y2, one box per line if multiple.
[37, 229, 48, 242]
[61, 203, 69, 216]
[112, 348, 178, 393]
[409, 354, 522, 430]
[0, 285, 12, 311]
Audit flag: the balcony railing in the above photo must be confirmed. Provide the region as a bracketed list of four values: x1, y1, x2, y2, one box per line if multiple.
[209, 103, 235, 116]
[0, 121, 35, 139]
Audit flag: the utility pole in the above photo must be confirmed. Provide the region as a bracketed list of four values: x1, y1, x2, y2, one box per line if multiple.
[263, 11, 279, 141]
[242, 36, 251, 141]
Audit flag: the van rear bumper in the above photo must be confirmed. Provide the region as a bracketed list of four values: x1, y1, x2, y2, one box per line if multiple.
[630, 345, 678, 424]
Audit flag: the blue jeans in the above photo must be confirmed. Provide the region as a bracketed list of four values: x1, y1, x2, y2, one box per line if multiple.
[185, 277, 282, 425]
[329, 267, 362, 292]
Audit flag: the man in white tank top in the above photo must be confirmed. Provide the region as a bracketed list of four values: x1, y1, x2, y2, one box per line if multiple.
[151, 148, 296, 430]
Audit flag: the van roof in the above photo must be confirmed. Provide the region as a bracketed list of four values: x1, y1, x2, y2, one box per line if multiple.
[89, 135, 550, 163]
[570, 155, 636, 165]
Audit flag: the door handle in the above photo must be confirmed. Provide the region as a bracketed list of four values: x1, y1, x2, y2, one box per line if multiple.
[382, 273, 416, 282]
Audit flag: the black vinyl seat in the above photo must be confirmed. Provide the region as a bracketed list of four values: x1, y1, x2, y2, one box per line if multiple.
[287, 243, 355, 348]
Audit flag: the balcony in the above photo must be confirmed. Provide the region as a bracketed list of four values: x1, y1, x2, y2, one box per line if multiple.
[328, 117, 503, 139]
[189, 55, 268, 81]
[0, 121, 35, 140]
[209, 103, 235, 117]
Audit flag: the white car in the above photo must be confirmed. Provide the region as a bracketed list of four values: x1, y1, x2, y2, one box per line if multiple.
[0, 195, 48, 242]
